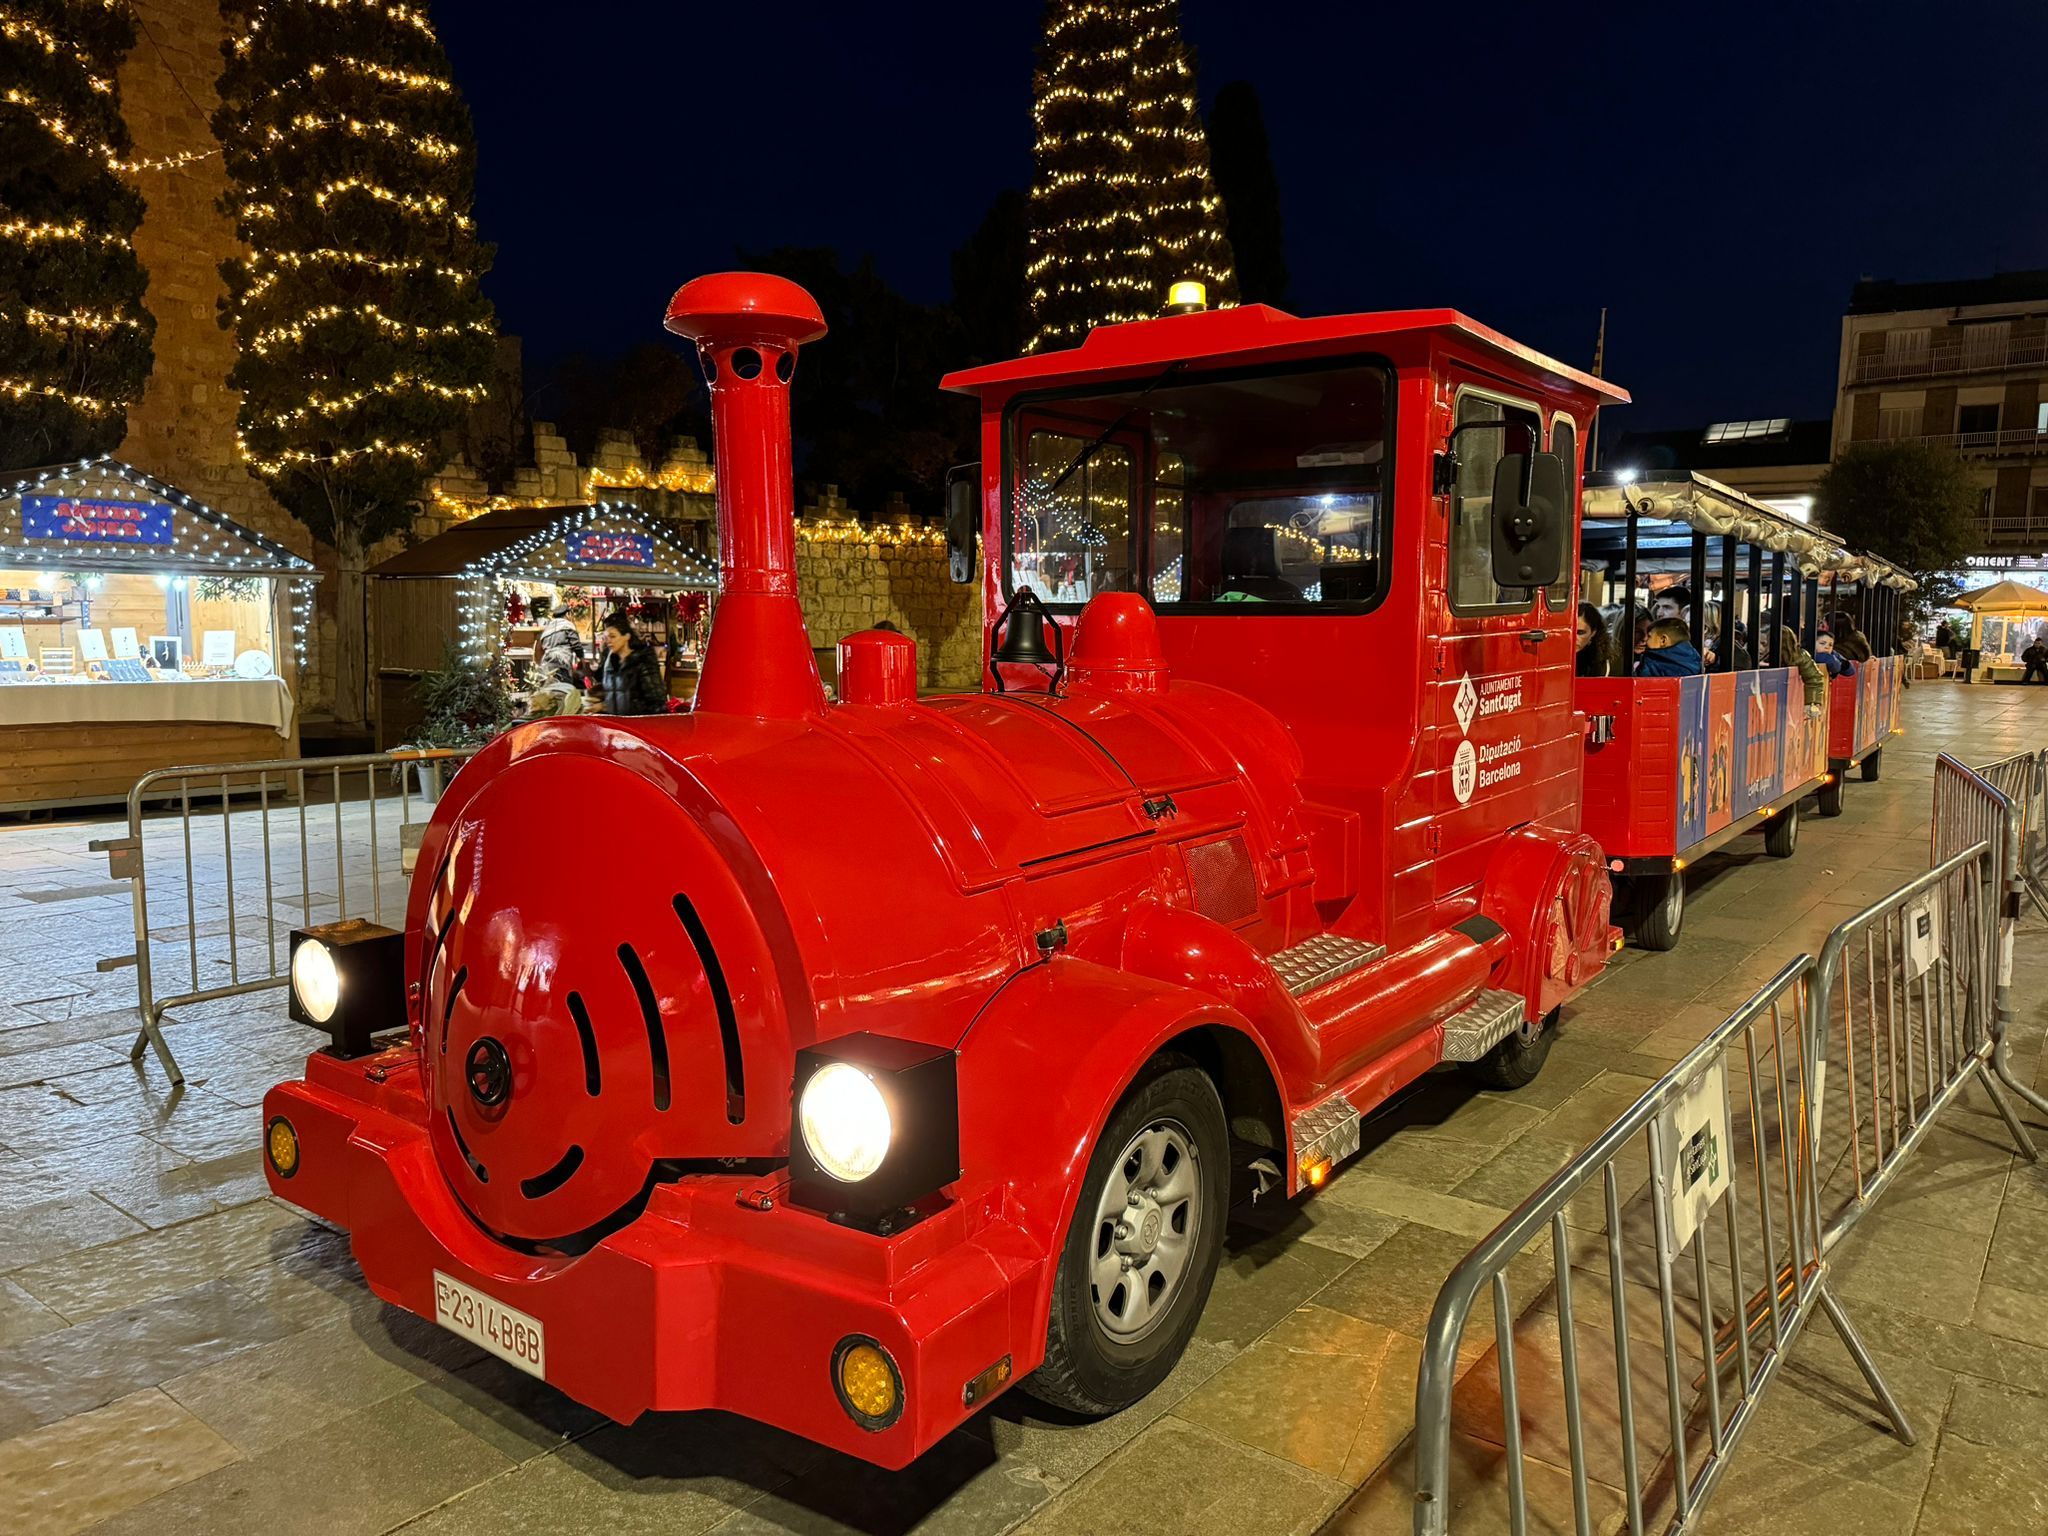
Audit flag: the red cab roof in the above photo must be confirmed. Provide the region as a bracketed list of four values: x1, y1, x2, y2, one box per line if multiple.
[941, 303, 1630, 405]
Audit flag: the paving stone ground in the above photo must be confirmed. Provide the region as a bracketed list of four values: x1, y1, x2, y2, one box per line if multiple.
[0, 681, 2042, 1536]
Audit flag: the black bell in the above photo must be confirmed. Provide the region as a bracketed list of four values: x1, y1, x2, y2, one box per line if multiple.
[992, 590, 1057, 666]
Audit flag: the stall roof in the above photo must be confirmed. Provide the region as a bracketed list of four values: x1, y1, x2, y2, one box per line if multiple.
[371, 501, 717, 588]
[0, 456, 317, 577]
[1954, 580, 2048, 614]
[1582, 468, 1916, 589]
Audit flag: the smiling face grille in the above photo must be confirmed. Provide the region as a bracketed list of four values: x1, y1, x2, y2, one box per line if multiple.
[418, 752, 784, 1246]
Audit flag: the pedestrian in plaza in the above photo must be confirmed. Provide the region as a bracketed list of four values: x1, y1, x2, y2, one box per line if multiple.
[1635, 618, 1702, 677]
[1829, 610, 1872, 662]
[597, 611, 668, 715]
[1934, 619, 1957, 656]
[1576, 601, 1619, 676]
[536, 603, 585, 688]
[1782, 626, 1826, 716]
[1815, 630, 1856, 678]
[2022, 635, 2048, 685]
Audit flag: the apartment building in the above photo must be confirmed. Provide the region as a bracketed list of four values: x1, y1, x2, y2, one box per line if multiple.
[1834, 269, 2048, 553]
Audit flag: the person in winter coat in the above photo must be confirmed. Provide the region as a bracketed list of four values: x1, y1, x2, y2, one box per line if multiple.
[2022, 636, 2048, 685]
[535, 603, 585, 687]
[1636, 619, 1703, 677]
[596, 612, 668, 715]
[1815, 630, 1856, 678]
[1829, 611, 1873, 662]
[1782, 626, 1827, 716]
[1576, 602, 1620, 677]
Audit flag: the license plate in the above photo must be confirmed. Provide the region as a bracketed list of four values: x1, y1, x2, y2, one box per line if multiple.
[433, 1270, 546, 1379]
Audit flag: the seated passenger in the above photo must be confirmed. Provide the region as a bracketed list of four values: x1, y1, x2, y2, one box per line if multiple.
[1576, 601, 1620, 677]
[1815, 631, 1856, 678]
[1781, 626, 1826, 717]
[1636, 618, 1703, 677]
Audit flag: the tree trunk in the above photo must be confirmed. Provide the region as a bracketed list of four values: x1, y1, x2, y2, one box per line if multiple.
[333, 523, 369, 730]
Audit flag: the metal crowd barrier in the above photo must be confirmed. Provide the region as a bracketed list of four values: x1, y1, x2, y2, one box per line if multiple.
[1973, 747, 2048, 917]
[92, 749, 476, 1085]
[1411, 957, 1912, 1536]
[1934, 752, 2048, 1123]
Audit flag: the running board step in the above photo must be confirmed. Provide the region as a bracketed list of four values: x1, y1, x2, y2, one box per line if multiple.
[1291, 1092, 1361, 1183]
[1440, 988, 1530, 1062]
[1267, 934, 1387, 996]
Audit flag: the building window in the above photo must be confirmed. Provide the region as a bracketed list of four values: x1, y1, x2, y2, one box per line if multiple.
[2036, 401, 2047, 438]
[1882, 328, 1929, 365]
[1877, 404, 1923, 439]
[1957, 402, 2001, 442]
[1961, 322, 2010, 371]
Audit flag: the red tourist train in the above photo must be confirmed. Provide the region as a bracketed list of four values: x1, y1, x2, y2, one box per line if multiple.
[259, 274, 1905, 1467]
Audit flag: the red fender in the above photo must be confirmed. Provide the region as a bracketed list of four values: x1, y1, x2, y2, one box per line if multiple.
[1479, 824, 1617, 1018]
[952, 956, 1281, 1373]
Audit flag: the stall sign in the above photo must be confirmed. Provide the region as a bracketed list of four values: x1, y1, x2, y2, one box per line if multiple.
[565, 531, 655, 569]
[21, 495, 175, 546]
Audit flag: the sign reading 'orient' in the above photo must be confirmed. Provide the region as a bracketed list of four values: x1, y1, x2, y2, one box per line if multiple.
[564, 531, 655, 568]
[21, 496, 176, 546]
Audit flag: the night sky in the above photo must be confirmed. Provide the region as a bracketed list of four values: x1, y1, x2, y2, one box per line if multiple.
[438, 1, 2048, 438]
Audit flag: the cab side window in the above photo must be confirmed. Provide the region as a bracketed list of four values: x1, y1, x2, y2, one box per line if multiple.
[1012, 431, 1137, 603]
[1547, 416, 1578, 610]
[1449, 393, 1542, 612]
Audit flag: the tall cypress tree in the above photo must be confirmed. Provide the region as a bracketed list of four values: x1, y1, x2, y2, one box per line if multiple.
[215, 0, 496, 726]
[1026, 0, 1236, 354]
[0, 2, 156, 470]
[1206, 81, 1288, 308]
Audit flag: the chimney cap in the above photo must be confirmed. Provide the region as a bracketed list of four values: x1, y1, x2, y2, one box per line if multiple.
[665, 272, 827, 349]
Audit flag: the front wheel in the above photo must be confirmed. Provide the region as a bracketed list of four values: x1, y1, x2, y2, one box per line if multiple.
[1025, 1057, 1229, 1416]
[1464, 1006, 1557, 1090]
[1764, 800, 1800, 858]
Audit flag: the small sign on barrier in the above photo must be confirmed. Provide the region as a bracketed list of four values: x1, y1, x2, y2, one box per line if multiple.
[1902, 895, 1939, 980]
[1658, 1061, 1732, 1249]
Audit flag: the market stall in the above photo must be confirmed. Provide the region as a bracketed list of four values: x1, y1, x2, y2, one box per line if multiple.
[370, 500, 717, 745]
[1953, 580, 2048, 681]
[0, 456, 315, 812]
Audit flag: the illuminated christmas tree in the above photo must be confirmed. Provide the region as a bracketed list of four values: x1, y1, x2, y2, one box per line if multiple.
[1025, 0, 1237, 354]
[215, 0, 496, 724]
[0, 2, 157, 470]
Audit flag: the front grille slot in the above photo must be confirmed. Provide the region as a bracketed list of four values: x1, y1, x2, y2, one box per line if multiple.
[521, 1145, 585, 1199]
[673, 894, 745, 1124]
[617, 943, 670, 1111]
[566, 991, 601, 1096]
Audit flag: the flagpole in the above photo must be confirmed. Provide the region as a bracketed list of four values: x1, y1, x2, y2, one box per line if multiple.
[1588, 307, 1608, 470]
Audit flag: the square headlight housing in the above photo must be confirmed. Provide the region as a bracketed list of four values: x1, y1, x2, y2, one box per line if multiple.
[288, 919, 404, 1059]
[789, 1032, 959, 1231]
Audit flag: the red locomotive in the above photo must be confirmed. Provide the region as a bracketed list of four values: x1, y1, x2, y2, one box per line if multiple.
[262, 272, 1640, 1466]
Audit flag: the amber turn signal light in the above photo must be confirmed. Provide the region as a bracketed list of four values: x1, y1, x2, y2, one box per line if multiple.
[265, 1116, 300, 1180]
[832, 1335, 903, 1431]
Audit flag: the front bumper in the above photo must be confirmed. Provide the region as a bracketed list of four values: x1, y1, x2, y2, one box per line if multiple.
[263, 1048, 1033, 1467]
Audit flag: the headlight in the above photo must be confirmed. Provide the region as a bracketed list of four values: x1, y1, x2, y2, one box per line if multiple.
[799, 1062, 892, 1182]
[291, 940, 341, 1023]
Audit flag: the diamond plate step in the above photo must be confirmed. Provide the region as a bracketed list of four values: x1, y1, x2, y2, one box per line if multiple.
[1267, 934, 1387, 996]
[1440, 988, 1530, 1062]
[1292, 1092, 1361, 1178]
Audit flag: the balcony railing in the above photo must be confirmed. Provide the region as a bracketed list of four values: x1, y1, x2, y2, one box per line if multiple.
[1851, 336, 2048, 385]
[1904, 427, 2048, 457]
[1982, 511, 2048, 545]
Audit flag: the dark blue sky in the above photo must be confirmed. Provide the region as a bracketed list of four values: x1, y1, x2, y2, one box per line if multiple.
[439, 1, 2048, 436]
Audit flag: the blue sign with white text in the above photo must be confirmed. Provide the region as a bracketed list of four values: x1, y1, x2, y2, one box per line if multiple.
[21, 495, 175, 546]
[564, 530, 655, 568]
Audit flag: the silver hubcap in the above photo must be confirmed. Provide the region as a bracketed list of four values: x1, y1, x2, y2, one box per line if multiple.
[1090, 1118, 1201, 1341]
[1664, 873, 1685, 928]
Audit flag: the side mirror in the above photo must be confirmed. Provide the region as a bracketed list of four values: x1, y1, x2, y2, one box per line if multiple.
[1490, 451, 1567, 589]
[945, 467, 979, 585]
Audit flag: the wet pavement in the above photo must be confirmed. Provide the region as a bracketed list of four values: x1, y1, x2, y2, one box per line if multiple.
[0, 681, 2042, 1535]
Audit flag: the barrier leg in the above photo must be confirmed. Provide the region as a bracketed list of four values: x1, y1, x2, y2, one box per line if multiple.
[1814, 1282, 1916, 1445]
[128, 1004, 185, 1088]
[1976, 1068, 2039, 1161]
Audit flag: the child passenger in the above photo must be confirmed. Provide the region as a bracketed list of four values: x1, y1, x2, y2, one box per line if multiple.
[1635, 618, 1704, 678]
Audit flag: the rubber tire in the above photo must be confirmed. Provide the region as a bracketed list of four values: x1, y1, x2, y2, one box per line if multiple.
[1633, 869, 1685, 952]
[1816, 776, 1844, 817]
[1763, 800, 1800, 858]
[1464, 1007, 1556, 1090]
[1024, 1056, 1229, 1417]
[1861, 748, 1882, 783]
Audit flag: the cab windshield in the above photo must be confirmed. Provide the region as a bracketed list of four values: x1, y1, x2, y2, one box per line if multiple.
[1005, 359, 1392, 612]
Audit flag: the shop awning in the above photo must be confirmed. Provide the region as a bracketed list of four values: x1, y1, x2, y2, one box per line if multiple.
[0, 456, 318, 578]
[371, 500, 717, 589]
[1954, 579, 2048, 614]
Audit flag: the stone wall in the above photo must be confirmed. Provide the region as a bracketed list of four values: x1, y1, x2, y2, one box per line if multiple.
[117, 0, 333, 708]
[793, 491, 982, 691]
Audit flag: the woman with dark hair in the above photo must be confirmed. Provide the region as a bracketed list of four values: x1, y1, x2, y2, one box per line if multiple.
[1829, 610, 1873, 663]
[1575, 601, 1618, 676]
[596, 611, 668, 716]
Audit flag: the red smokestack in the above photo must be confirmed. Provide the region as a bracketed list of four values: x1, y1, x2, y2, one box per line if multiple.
[664, 273, 828, 718]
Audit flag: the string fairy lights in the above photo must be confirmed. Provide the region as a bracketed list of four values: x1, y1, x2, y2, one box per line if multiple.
[1024, 0, 1237, 353]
